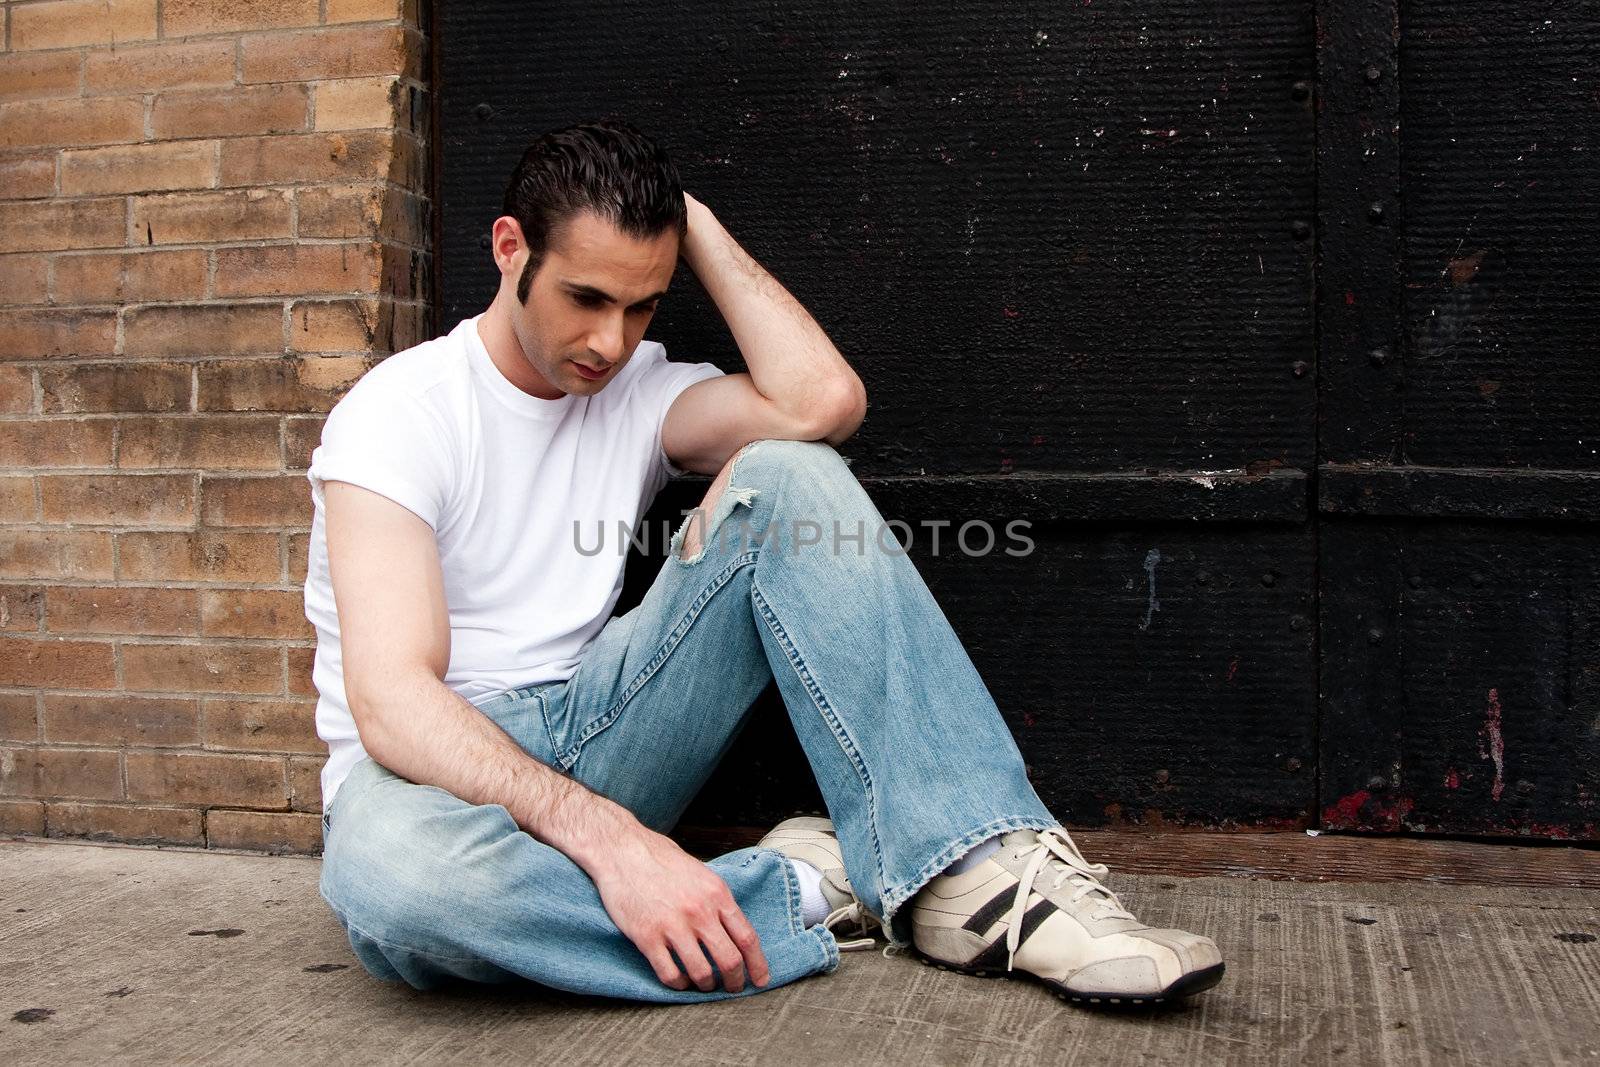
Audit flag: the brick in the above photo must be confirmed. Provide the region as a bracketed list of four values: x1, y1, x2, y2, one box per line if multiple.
[45, 586, 199, 636]
[241, 25, 421, 84]
[45, 801, 203, 845]
[164, 0, 320, 36]
[201, 474, 309, 528]
[314, 76, 398, 131]
[300, 296, 425, 355]
[131, 188, 293, 246]
[296, 184, 428, 246]
[0, 96, 144, 150]
[0, 585, 43, 631]
[207, 807, 319, 852]
[60, 140, 218, 197]
[297, 184, 381, 240]
[0, 692, 38, 740]
[124, 304, 284, 358]
[118, 415, 281, 470]
[203, 697, 318, 751]
[0, 367, 36, 414]
[40, 363, 191, 414]
[84, 39, 236, 94]
[11, 0, 158, 51]
[0, 531, 113, 580]
[0, 478, 36, 524]
[200, 589, 311, 639]
[0, 421, 113, 469]
[0, 746, 121, 800]
[0, 199, 125, 254]
[123, 642, 284, 695]
[126, 750, 285, 807]
[0, 798, 46, 834]
[0, 636, 118, 688]
[220, 130, 396, 187]
[198, 356, 371, 412]
[42, 694, 200, 746]
[2, 254, 52, 304]
[117, 531, 281, 583]
[0, 51, 83, 102]
[287, 645, 316, 697]
[282, 416, 325, 469]
[287, 754, 322, 812]
[0, 152, 57, 200]
[215, 242, 380, 299]
[381, 245, 426, 302]
[152, 84, 309, 140]
[325, 0, 420, 24]
[39, 474, 194, 525]
[52, 250, 209, 305]
[0, 308, 117, 361]
[287, 532, 310, 582]
[290, 298, 378, 353]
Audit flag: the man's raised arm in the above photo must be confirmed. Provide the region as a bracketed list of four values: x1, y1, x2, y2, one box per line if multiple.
[323, 480, 769, 994]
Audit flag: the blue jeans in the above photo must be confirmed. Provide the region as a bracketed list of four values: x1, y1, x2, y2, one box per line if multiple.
[319, 438, 1056, 1001]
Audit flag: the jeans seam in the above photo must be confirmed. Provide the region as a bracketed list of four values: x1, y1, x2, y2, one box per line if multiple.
[556, 552, 759, 768]
[323, 895, 491, 966]
[749, 578, 890, 905]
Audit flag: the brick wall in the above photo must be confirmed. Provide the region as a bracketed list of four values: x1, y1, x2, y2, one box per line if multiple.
[0, 0, 431, 853]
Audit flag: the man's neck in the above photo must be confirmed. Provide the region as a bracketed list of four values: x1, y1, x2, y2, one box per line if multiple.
[477, 297, 564, 401]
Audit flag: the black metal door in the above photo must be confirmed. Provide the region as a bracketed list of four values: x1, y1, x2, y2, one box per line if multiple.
[1316, 0, 1599, 839]
[437, 2, 1597, 838]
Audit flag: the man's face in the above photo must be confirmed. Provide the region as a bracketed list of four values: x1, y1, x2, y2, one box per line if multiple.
[507, 210, 679, 397]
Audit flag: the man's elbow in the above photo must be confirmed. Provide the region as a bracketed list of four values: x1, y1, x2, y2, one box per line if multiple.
[815, 376, 867, 446]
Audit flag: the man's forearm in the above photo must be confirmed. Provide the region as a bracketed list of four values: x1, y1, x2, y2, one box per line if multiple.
[681, 197, 865, 424]
[350, 670, 638, 871]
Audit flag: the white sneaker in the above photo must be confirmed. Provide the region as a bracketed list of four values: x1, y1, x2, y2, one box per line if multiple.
[910, 828, 1225, 1005]
[758, 816, 880, 949]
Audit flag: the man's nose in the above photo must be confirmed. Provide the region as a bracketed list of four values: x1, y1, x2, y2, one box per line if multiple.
[589, 314, 625, 363]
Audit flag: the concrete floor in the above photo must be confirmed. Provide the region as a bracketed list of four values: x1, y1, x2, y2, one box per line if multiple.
[1, 839, 1597, 1065]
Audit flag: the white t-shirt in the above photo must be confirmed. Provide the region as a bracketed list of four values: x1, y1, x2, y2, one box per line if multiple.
[303, 314, 725, 810]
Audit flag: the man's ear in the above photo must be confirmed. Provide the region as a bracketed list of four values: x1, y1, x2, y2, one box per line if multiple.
[490, 216, 527, 277]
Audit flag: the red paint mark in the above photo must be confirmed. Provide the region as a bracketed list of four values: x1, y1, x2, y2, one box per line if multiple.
[1325, 789, 1371, 825]
[1002, 306, 1020, 319]
[1023, 711, 1037, 728]
[1345, 290, 1357, 306]
[1226, 657, 1239, 683]
[1030, 434, 1046, 446]
[1479, 688, 1506, 801]
[1444, 769, 1460, 790]
[1323, 790, 1415, 831]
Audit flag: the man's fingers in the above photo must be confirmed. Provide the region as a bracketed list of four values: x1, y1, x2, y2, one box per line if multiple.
[696, 921, 747, 993]
[666, 930, 718, 993]
[721, 906, 770, 987]
[641, 939, 689, 991]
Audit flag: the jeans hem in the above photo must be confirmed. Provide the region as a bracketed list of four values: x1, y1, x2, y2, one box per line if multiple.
[877, 814, 1060, 947]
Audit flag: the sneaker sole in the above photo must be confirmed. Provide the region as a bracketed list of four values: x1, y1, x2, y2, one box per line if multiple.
[915, 950, 1225, 1007]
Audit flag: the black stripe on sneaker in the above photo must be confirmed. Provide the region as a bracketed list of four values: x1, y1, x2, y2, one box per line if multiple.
[960, 884, 1017, 935]
[964, 900, 1057, 972]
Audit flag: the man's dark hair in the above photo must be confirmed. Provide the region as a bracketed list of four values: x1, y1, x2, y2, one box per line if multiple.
[501, 118, 687, 303]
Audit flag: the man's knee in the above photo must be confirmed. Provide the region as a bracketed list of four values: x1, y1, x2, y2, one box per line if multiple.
[674, 439, 851, 562]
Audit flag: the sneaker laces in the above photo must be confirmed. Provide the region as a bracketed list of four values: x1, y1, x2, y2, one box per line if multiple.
[821, 901, 879, 951]
[1003, 828, 1134, 972]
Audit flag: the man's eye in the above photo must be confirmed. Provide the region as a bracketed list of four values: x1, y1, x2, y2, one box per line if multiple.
[631, 304, 659, 315]
[573, 294, 603, 307]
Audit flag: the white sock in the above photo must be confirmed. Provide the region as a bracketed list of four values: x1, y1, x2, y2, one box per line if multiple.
[943, 835, 1003, 875]
[790, 858, 832, 926]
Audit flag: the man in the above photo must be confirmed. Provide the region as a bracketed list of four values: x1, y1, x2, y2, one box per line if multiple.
[306, 119, 1224, 1006]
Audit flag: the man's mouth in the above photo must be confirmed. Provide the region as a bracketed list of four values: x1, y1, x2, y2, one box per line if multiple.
[572, 361, 609, 380]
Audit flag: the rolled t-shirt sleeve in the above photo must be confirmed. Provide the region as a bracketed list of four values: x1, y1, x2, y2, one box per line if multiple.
[636, 345, 726, 480]
[307, 381, 454, 530]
